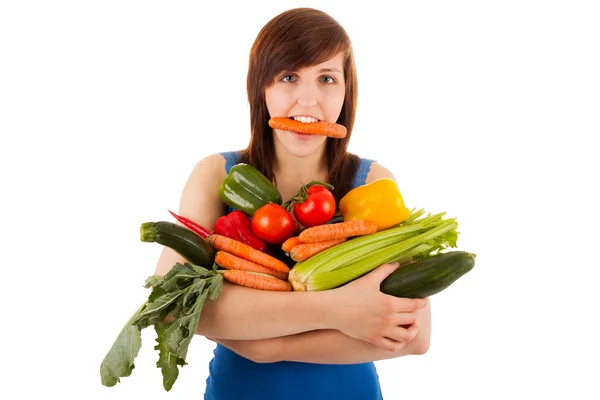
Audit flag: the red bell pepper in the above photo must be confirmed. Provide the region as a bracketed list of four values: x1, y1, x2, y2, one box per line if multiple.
[213, 210, 267, 252]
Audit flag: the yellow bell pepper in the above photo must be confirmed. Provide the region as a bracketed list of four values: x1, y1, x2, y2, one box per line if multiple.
[339, 178, 410, 231]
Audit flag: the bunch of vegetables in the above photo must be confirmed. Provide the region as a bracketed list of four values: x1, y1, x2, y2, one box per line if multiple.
[101, 160, 475, 391]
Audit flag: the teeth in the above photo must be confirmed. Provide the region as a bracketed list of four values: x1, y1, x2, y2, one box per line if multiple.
[292, 116, 318, 123]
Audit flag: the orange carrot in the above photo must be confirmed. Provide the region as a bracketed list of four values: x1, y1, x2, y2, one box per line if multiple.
[222, 270, 292, 291]
[281, 236, 304, 253]
[215, 251, 289, 280]
[268, 117, 347, 138]
[298, 220, 378, 243]
[289, 238, 347, 262]
[207, 234, 290, 273]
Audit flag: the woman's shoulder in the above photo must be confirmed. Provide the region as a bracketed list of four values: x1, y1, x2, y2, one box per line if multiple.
[352, 156, 396, 186]
[186, 152, 235, 186]
[192, 151, 243, 175]
[364, 161, 396, 183]
[218, 150, 244, 174]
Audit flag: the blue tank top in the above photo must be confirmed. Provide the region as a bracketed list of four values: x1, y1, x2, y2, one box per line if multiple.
[204, 151, 380, 400]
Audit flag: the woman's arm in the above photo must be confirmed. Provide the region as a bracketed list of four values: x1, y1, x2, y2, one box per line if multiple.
[197, 281, 341, 339]
[197, 261, 425, 345]
[211, 298, 431, 364]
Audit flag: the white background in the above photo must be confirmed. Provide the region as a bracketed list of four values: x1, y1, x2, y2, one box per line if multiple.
[1, 1, 599, 399]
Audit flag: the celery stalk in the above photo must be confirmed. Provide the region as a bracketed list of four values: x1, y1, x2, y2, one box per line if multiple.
[297, 220, 458, 291]
[288, 224, 426, 289]
[308, 243, 434, 291]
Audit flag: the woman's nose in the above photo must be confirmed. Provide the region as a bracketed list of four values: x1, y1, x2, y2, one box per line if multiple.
[296, 82, 319, 108]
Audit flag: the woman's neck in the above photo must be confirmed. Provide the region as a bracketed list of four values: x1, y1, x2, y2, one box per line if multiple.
[272, 145, 329, 187]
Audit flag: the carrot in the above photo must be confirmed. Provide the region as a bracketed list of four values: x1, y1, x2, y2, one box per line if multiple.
[222, 270, 292, 291]
[298, 220, 378, 243]
[268, 117, 347, 138]
[207, 234, 290, 273]
[215, 251, 289, 280]
[281, 236, 304, 253]
[289, 238, 347, 262]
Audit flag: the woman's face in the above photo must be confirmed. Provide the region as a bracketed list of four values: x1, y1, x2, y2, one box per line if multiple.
[265, 51, 346, 158]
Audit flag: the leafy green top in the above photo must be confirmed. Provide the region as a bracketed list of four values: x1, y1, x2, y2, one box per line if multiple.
[100, 263, 223, 391]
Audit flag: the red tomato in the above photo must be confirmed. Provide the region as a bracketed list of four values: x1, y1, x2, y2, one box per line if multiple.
[251, 204, 295, 245]
[293, 185, 336, 227]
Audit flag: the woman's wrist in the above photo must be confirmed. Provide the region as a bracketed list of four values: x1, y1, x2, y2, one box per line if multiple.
[301, 289, 342, 332]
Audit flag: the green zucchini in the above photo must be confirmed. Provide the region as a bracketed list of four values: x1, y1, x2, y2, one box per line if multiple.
[140, 221, 215, 268]
[380, 251, 475, 298]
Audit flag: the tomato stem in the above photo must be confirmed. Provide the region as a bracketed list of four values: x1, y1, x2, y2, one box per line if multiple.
[282, 180, 334, 210]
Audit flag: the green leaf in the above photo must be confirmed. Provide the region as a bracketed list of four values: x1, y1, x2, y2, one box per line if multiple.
[147, 286, 167, 303]
[172, 288, 208, 354]
[160, 263, 198, 292]
[144, 275, 164, 288]
[191, 263, 213, 277]
[182, 278, 207, 312]
[153, 279, 210, 358]
[100, 301, 147, 387]
[132, 290, 184, 330]
[207, 274, 224, 300]
[102, 261, 224, 391]
[154, 321, 186, 392]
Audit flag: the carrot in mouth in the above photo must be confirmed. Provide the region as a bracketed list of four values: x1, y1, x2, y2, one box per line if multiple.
[268, 117, 347, 138]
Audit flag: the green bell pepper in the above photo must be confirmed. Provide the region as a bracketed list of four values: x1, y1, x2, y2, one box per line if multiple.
[218, 163, 282, 216]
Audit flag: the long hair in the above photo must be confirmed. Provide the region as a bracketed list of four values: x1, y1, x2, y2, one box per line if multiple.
[239, 7, 361, 204]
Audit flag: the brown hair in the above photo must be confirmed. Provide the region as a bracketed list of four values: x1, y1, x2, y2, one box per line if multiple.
[238, 7, 361, 204]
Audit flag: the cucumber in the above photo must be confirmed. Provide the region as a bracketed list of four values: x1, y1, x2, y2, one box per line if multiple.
[140, 221, 215, 268]
[380, 251, 475, 298]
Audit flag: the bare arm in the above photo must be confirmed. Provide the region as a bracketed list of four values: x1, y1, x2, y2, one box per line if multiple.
[211, 298, 431, 364]
[197, 282, 340, 340]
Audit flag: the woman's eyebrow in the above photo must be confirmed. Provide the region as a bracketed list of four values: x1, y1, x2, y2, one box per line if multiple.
[318, 67, 342, 74]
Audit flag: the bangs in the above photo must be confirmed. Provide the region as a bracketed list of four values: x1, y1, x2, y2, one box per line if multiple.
[270, 38, 348, 78]
[250, 8, 351, 86]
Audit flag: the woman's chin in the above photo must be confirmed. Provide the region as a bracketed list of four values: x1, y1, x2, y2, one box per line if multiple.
[274, 130, 326, 157]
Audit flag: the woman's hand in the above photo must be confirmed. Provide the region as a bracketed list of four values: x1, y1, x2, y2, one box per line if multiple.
[328, 262, 425, 352]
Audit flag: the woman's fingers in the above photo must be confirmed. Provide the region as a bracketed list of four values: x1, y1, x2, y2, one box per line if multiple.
[385, 324, 419, 346]
[376, 325, 419, 352]
[377, 337, 406, 353]
[390, 296, 427, 312]
[391, 311, 418, 327]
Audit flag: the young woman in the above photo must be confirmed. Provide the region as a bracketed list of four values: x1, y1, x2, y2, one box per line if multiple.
[154, 8, 431, 400]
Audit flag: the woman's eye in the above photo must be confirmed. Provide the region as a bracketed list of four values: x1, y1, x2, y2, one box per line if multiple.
[281, 75, 296, 83]
[320, 76, 336, 84]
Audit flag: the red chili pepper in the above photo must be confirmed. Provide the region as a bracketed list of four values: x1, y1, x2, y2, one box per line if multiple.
[168, 210, 211, 239]
[213, 210, 267, 252]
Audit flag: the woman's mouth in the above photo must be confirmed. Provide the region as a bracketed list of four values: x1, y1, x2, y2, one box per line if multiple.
[286, 116, 320, 140]
[291, 131, 314, 141]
